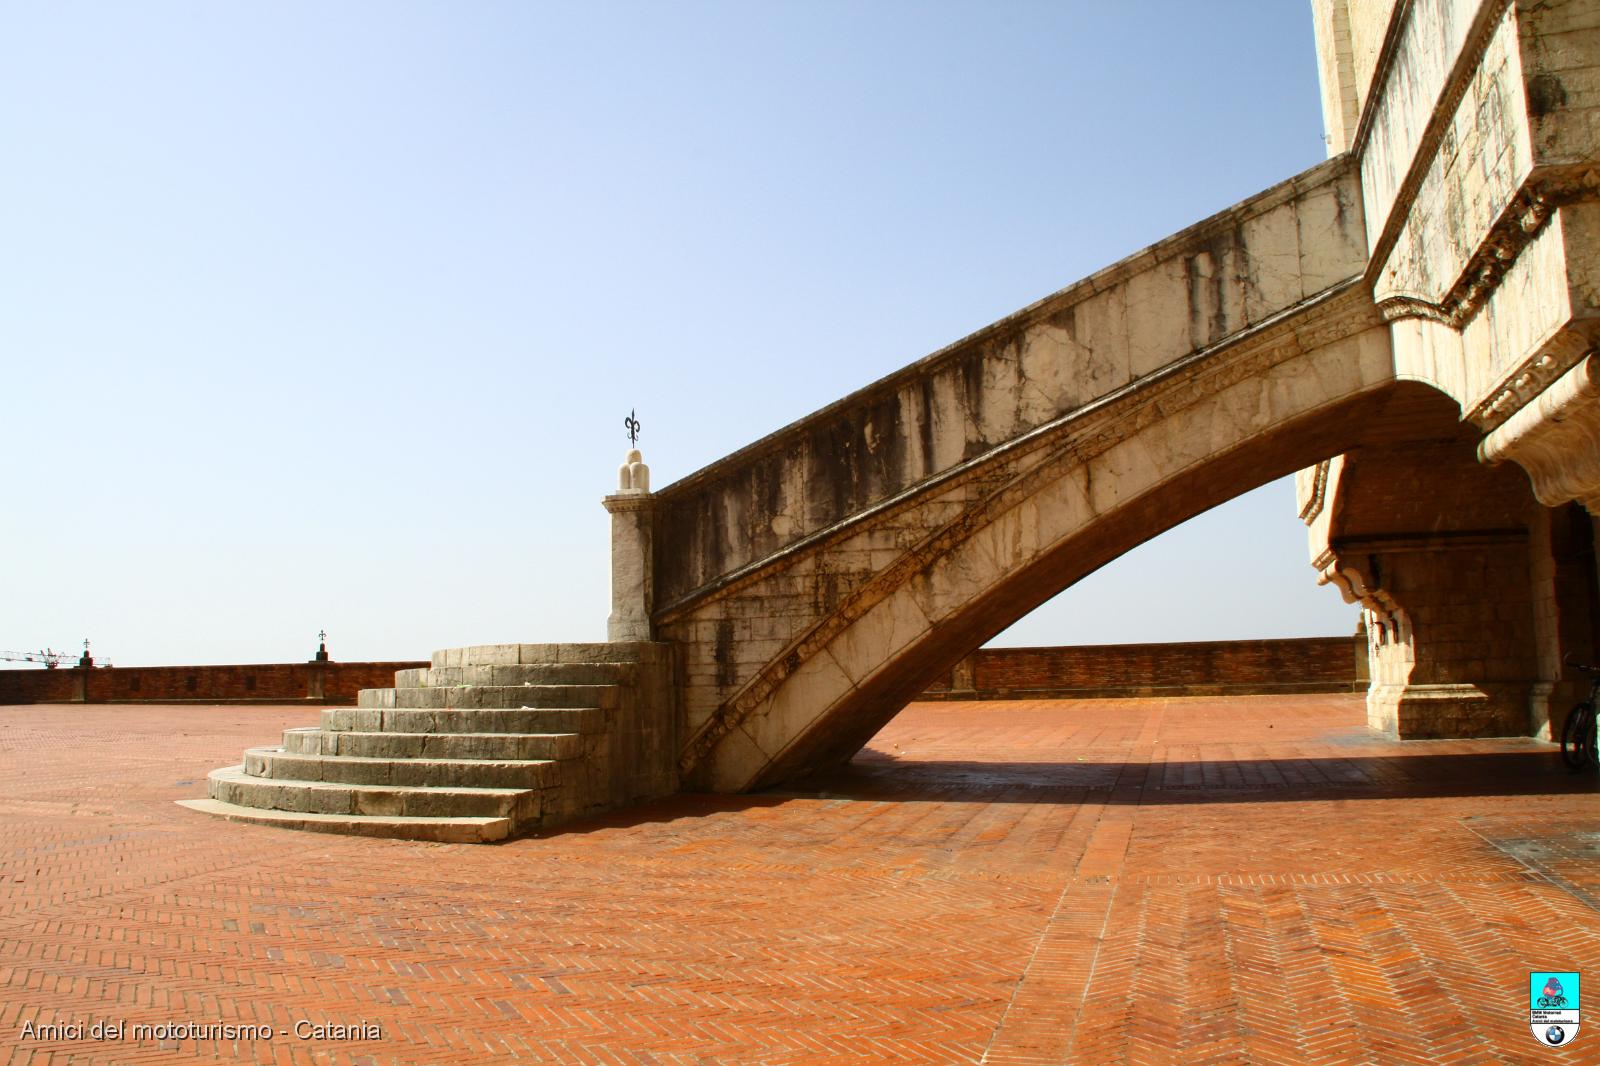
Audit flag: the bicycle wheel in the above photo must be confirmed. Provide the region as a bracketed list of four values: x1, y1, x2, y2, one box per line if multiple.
[1562, 703, 1596, 771]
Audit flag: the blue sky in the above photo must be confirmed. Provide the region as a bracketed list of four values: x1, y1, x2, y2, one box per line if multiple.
[1, 2, 1358, 666]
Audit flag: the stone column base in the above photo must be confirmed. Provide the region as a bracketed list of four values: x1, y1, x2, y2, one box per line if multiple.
[1368, 682, 1529, 738]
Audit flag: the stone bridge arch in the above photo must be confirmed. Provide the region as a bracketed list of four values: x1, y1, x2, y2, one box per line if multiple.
[661, 326, 1425, 791]
[640, 155, 1413, 792]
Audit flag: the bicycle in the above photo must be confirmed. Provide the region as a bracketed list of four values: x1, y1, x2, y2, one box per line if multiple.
[1561, 660, 1599, 772]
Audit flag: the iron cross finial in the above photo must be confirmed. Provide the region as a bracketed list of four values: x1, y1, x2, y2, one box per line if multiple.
[624, 409, 641, 447]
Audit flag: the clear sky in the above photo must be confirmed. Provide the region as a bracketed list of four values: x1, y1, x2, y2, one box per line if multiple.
[1, 1, 1358, 667]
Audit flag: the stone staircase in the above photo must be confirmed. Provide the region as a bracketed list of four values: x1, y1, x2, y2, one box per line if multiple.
[178, 642, 676, 843]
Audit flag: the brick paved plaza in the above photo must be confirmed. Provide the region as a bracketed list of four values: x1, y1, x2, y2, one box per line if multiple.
[1, 696, 1596, 1065]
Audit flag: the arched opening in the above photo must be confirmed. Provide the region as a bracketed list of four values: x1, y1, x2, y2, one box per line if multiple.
[696, 377, 1599, 793]
[823, 382, 1600, 799]
[740, 384, 1425, 788]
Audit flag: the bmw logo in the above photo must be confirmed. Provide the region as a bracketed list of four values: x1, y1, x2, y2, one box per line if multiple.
[1545, 1025, 1567, 1046]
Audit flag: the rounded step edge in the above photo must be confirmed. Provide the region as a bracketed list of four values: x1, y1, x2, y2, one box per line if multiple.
[426, 662, 639, 688]
[322, 706, 603, 735]
[176, 798, 511, 843]
[284, 729, 583, 761]
[207, 765, 538, 821]
[430, 642, 672, 669]
[242, 747, 560, 790]
[364, 685, 619, 710]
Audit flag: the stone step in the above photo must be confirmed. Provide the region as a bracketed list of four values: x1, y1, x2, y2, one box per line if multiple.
[282, 727, 582, 761]
[394, 662, 638, 689]
[322, 706, 602, 735]
[429, 642, 671, 669]
[206, 765, 540, 821]
[358, 684, 618, 710]
[243, 748, 561, 789]
[176, 798, 511, 843]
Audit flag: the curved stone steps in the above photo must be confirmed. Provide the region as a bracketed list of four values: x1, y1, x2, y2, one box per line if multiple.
[428, 642, 669, 669]
[205, 765, 541, 821]
[358, 684, 617, 710]
[175, 799, 511, 843]
[395, 662, 639, 689]
[323, 706, 602, 734]
[243, 748, 561, 789]
[282, 727, 582, 761]
[182, 641, 674, 842]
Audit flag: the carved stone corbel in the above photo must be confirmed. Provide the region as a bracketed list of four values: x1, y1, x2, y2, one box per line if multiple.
[1479, 354, 1600, 515]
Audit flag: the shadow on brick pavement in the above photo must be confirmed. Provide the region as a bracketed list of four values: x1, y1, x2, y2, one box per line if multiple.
[0, 695, 1596, 1064]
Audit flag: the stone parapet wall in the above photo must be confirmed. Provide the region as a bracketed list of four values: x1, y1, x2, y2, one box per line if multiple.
[650, 157, 1366, 615]
[0, 662, 427, 706]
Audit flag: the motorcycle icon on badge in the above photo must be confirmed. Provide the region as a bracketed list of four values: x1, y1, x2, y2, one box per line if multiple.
[1530, 972, 1581, 1048]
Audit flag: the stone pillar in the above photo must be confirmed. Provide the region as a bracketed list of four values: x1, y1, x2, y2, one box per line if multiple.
[1298, 427, 1545, 739]
[1327, 537, 1537, 738]
[306, 632, 330, 701]
[604, 448, 656, 643]
[1351, 617, 1369, 685]
[1526, 503, 1600, 739]
[305, 663, 327, 701]
[950, 653, 977, 696]
[72, 641, 93, 702]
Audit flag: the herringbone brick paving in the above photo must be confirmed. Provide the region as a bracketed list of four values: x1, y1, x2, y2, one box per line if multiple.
[0, 697, 1595, 1064]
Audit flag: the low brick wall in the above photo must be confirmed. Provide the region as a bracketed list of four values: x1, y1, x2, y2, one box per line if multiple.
[0, 636, 1365, 707]
[922, 636, 1365, 700]
[0, 662, 427, 705]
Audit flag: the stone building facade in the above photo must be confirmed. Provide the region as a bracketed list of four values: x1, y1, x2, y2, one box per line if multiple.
[1299, 0, 1600, 738]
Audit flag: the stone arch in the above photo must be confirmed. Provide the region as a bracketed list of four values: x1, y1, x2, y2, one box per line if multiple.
[675, 324, 1427, 791]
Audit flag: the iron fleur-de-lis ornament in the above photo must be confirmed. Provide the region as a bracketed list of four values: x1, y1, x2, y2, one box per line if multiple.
[618, 410, 649, 494]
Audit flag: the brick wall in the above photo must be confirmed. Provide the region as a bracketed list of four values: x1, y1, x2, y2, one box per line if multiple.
[922, 636, 1364, 701]
[0, 662, 427, 705]
[0, 638, 1364, 707]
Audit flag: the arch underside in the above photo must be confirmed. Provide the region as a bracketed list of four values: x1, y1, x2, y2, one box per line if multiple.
[664, 283, 1439, 792]
[737, 379, 1458, 790]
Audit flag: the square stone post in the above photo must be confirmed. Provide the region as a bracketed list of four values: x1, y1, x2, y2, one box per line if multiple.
[604, 448, 656, 642]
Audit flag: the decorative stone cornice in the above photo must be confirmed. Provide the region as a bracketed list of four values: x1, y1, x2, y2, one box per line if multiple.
[1312, 549, 1407, 639]
[1297, 459, 1332, 524]
[1466, 329, 1594, 432]
[1377, 165, 1600, 331]
[1357, 0, 1513, 281]
[1479, 354, 1600, 515]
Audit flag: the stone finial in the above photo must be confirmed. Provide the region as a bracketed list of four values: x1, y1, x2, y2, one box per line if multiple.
[604, 451, 656, 642]
[618, 448, 650, 495]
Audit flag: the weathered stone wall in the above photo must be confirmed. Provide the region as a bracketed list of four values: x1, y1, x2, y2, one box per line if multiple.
[0, 662, 426, 705]
[651, 157, 1366, 611]
[1311, 0, 1361, 155]
[664, 310, 1398, 791]
[1316, 0, 1600, 503]
[1349, 0, 1405, 118]
[1300, 0, 1600, 741]
[647, 155, 1380, 792]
